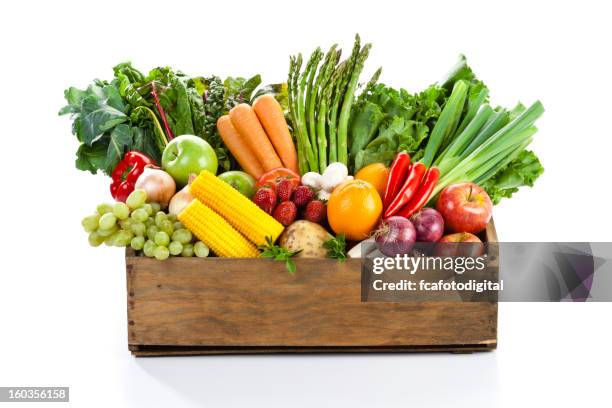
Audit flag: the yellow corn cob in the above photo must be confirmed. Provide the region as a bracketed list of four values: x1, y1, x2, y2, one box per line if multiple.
[178, 200, 260, 258]
[190, 170, 284, 246]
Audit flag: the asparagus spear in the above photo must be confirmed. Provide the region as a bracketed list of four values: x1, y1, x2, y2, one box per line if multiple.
[297, 53, 318, 172]
[288, 56, 308, 174]
[314, 47, 339, 170]
[327, 61, 348, 163]
[337, 40, 372, 165]
[305, 48, 323, 170]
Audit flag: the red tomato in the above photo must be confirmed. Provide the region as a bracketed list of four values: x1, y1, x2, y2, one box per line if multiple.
[255, 168, 301, 191]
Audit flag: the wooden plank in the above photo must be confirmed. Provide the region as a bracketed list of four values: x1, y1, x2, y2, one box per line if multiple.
[126, 220, 498, 354]
[130, 343, 496, 357]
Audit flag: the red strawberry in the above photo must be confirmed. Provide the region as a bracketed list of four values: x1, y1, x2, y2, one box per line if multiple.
[253, 187, 277, 214]
[304, 200, 327, 224]
[291, 185, 314, 207]
[273, 201, 297, 226]
[276, 178, 294, 202]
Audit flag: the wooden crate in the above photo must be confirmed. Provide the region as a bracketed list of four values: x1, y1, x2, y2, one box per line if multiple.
[126, 221, 498, 356]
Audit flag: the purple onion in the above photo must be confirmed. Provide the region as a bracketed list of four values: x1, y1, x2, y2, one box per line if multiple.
[411, 208, 445, 242]
[375, 216, 416, 256]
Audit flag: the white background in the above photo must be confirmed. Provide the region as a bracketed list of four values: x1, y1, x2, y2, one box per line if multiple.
[1, 0, 611, 406]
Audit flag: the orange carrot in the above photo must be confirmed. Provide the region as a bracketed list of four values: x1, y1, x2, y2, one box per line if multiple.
[229, 103, 282, 172]
[216, 115, 264, 179]
[253, 95, 299, 174]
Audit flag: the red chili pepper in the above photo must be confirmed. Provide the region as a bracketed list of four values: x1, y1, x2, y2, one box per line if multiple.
[384, 162, 427, 218]
[382, 152, 411, 209]
[396, 167, 441, 219]
[110, 151, 156, 202]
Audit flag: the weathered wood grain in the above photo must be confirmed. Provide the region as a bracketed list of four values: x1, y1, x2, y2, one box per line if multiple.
[125, 220, 498, 355]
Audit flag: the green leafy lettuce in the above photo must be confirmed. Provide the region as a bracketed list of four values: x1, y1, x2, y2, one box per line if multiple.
[349, 83, 443, 172]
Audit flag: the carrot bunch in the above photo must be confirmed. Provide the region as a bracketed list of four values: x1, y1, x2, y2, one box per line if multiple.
[217, 95, 298, 179]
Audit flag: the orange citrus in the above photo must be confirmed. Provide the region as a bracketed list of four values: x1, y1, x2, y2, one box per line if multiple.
[355, 163, 390, 197]
[327, 179, 383, 241]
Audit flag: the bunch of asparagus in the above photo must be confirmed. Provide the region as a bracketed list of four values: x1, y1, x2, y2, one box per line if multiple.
[288, 35, 379, 174]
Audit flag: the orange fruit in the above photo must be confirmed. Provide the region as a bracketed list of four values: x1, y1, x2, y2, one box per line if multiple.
[355, 163, 390, 197]
[327, 179, 383, 241]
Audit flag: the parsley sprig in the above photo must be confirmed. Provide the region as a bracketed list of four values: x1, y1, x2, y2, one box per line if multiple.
[258, 237, 301, 274]
[324, 234, 347, 262]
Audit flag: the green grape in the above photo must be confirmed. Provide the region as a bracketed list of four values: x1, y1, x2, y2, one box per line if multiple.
[119, 218, 132, 230]
[98, 213, 117, 230]
[145, 218, 155, 228]
[96, 203, 113, 215]
[143, 240, 156, 257]
[97, 226, 118, 237]
[160, 219, 174, 236]
[114, 230, 133, 247]
[150, 203, 161, 213]
[154, 231, 170, 246]
[169, 241, 183, 256]
[88, 231, 104, 247]
[130, 236, 145, 250]
[105, 231, 121, 246]
[142, 203, 153, 216]
[172, 228, 192, 244]
[82, 214, 100, 233]
[126, 189, 147, 209]
[154, 245, 170, 260]
[194, 241, 210, 258]
[131, 208, 148, 223]
[154, 211, 167, 227]
[173, 221, 184, 230]
[130, 222, 146, 236]
[112, 202, 130, 220]
[146, 225, 159, 240]
[167, 214, 177, 223]
[181, 243, 194, 257]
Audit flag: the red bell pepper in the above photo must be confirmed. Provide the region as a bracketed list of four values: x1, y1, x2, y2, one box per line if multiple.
[382, 152, 411, 210]
[396, 167, 440, 218]
[110, 151, 156, 202]
[384, 162, 427, 218]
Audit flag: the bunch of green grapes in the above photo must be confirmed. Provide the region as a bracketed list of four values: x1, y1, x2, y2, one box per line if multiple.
[81, 189, 209, 260]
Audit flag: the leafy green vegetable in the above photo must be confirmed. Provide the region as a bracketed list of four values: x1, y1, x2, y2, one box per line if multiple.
[59, 79, 165, 175]
[61, 62, 262, 175]
[258, 236, 301, 274]
[349, 84, 442, 172]
[479, 150, 544, 204]
[323, 234, 347, 261]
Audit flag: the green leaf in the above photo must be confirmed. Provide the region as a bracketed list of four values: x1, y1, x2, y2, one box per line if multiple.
[323, 234, 347, 262]
[258, 236, 301, 274]
[104, 124, 133, 173]
[480, 150, 544, 204]
[79, 94, 128, 145]
[75, 139, 108, 174]
[224, 74, 262, 107]
[59, 87, 87, 115]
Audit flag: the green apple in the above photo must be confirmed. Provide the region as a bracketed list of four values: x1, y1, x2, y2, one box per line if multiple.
[218, 171, 256, 198]
[162, 135, 217, 186]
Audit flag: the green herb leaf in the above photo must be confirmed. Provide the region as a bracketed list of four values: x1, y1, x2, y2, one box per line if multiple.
[258, 236, 301, 274]
[324, 234, 347, 262]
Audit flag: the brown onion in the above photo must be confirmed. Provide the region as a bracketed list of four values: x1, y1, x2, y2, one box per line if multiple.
[134, 166, 176, 208]
[168, 174, 196, 215]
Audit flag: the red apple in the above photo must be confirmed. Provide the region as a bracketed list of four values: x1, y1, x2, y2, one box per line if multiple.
[436, 182, 492, 234]
[435, 232, 484, 257]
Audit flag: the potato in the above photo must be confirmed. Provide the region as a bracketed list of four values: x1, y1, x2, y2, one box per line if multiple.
[279, 220, 333, 258]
